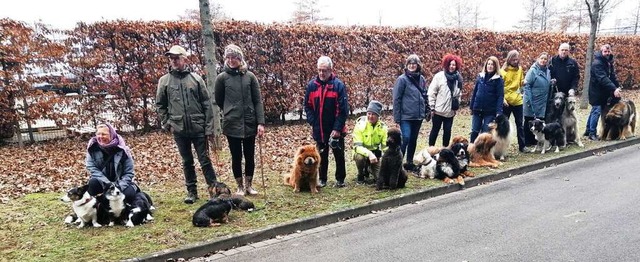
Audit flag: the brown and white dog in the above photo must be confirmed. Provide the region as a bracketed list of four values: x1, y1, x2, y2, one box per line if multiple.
[602, 100, 637, 140]
[467, 133, 501, 168]
[488, 114, 511, 161]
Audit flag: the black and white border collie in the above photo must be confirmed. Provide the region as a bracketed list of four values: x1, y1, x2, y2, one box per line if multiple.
[124, 191, 155, 227]
[529, 119, 566, 154]
[60, 185, 102, 228]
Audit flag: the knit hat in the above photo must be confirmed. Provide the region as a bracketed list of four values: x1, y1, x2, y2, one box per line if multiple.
[367, 100, 383, 116]
[405, 54, 422, 67]
[224, 44, 244, 60]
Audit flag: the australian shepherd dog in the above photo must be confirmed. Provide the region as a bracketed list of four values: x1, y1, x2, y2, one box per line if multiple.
[529, 118, 565, 154]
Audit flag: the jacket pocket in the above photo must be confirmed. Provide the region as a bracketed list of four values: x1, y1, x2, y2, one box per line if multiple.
[169, 85, 181, 101]
[169, 115, 184, 133]
[190, 113, 205, 134]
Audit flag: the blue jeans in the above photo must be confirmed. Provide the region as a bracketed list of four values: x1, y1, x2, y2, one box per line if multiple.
[503, 104, 525, 151]
[400, 120, 422, 164]
[470, 111, 496, 142]
[586, 105, 602, 136]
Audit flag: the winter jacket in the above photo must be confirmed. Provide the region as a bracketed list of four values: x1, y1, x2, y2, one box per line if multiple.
[500, 66, 524, 106]
[86, 143, 135, 192]
[214, 65, 265, 138]
[549, 55, 580, 95]
[470, 72, 504, 116]
[156, 70, 214, 137]
[352, 116, 388, 157]
[304, 74, 349, 143]
[428, 71, 462, 118]
[523, 62, 551, 118]
[393, 73, 427, 122]
[588, 51, 620, 106]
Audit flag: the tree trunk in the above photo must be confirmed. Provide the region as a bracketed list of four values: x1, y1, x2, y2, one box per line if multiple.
[199, 0, 222, 149]
[580, 0, 600, 109]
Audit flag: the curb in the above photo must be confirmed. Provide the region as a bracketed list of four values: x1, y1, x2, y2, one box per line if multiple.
[125, 138, 640, 262]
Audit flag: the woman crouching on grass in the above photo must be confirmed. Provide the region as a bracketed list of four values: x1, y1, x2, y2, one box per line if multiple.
[86, 123, 138, 203]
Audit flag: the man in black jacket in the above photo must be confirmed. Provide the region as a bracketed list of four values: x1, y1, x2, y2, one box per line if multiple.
[550, 43, 580, 96]
[586, 44, 622, 141]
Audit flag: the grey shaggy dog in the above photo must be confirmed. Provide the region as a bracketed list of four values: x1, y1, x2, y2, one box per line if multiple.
[376, 128, 407, 190]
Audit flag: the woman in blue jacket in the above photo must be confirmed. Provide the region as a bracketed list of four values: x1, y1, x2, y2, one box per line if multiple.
[523, 52, 552, 148]
[393, 54, 428, 171]
[469, 56, 504, 143]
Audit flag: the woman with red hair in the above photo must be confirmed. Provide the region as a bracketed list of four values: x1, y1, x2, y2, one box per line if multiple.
[427, 54, 463, 147]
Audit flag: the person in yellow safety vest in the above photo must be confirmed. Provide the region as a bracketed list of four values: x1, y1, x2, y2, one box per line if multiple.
[352, 100, 388, 185]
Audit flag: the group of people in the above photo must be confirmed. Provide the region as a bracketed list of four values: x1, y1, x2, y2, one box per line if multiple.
[82, 42, 623, 204]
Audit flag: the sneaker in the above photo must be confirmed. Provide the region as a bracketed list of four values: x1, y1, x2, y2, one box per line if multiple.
[184, 192, 198, 204]
[589, 134, 599, 141]
[318, 180, 327, 188]
[335, 181, 346, 188]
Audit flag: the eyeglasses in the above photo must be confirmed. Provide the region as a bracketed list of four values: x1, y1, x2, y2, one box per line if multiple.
[317, 68, 331, 73]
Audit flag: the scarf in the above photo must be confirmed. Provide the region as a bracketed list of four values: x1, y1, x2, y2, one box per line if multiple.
[445, 71, 459, 93]
[87, 123, 132, 159]
[404, 69, 427, 100]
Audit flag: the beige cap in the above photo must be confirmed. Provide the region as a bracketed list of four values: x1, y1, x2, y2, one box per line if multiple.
[164, 45, 188, 57]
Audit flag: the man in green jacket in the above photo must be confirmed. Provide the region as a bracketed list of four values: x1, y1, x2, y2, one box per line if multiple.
[352, 100, 388, 184]
[156, 45, 217, 204]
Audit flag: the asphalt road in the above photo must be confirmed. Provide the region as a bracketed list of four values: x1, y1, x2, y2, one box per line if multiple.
[208, 145, 640, 262]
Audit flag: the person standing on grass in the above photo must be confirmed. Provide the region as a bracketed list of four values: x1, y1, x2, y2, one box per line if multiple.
[586, 44, 622, 141]
[352, 100, 387, 185]
[500, 50, 526, 152]
[304, 55, 349, 188]
[214, 44, 265, 196]
[393, 54, 428, 172]
[156, 45, 217, 204]
[427, 54, 462, 147]
[469, 56, 504, 143]
[523, 52, 552, 149]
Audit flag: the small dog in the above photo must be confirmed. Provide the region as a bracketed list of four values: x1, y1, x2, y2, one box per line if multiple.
[60, 185, 102, 228]
[488, 114, 511, 160]
[124, 191, 155, 227]
[284, 144, 321, 193]
[192, 193, 255, 227]
[434, 148, 464, 185]
[450, 142, 474, 178]
[602, 100, 637, 140]
[103, 183, 127, 226]
[562, 90, 584, 147]
[377, 128, 407, 190]
[208, 182, 232, 198]
[468, 133, 501, 168]
[413, 147, 437, 179]
[529, 119, 565, 154]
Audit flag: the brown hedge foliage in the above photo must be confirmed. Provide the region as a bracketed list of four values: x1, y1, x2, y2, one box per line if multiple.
[2, 19, 639, 131]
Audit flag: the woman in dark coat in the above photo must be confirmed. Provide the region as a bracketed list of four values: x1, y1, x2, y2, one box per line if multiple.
[214, 44, 265, 195]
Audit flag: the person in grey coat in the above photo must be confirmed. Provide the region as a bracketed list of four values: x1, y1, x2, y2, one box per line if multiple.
[393, 54, 428, 171]
[523, 52, 552, 148]
[156, 45, 217, 204]
[214, 44, 265, 196]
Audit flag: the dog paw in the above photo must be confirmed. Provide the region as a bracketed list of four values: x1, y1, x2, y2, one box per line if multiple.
[77, 223, 85, 229]
[146, 214, 154, 221]
[108, 222, 114, 227]
[577, 142, 584, 147]
[149, 206, 156, 212]
[63, 215, 75, 224]
[125, 221, 134, 228]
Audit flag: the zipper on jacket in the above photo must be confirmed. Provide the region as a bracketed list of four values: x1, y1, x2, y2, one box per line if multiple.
[180, 77, 191, 132]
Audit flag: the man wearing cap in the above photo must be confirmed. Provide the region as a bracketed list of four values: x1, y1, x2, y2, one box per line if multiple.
[156, 45, 217, 204]
[304, 55, 349, 188]
[352, 100, 387, 185]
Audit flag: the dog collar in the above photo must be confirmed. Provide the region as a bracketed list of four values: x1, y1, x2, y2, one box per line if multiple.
[77, 197, 94, 207]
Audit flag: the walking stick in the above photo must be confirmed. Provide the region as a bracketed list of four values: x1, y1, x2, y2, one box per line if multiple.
[258, 134, 268, 204]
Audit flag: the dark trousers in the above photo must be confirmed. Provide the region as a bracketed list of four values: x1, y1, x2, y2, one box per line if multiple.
[399, 120, 423, 164]
[470, 111, 496, 143]
[226, 135, 256, 179]
[524, 116, 537, 146]
[429, 114, 454, 147]
[503, 104, 525, 151]
[174, 135, 217, 193]
[316, 138, 346, 183]
[88, 178, 137, 203]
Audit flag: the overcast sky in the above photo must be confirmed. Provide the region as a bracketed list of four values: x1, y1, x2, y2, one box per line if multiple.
[1, 0, 636, 33]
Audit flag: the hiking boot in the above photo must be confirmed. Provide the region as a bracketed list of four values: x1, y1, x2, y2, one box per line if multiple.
[235, 177, 246, 196]
[335, 181, 346, 188]
[184, 192, 198, 204]
[245, 176, 259, 195]
[318, 180, 327, 188]
[589, 134, 599, 141]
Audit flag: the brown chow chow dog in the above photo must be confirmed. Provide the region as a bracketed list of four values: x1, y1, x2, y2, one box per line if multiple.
[602, 100, 637, 140]
[284, 144, 321, 193]
[467, 133, 502, 168]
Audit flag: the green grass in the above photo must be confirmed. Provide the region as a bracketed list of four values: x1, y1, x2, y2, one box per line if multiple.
[0, 106, 622, 261]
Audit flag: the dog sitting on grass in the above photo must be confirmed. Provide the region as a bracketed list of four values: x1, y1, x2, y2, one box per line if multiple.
[284, 144, 321, 193]
[376, 128, 407, 190]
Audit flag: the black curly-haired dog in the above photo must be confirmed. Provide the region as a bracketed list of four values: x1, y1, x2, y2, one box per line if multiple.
[376, 128, 407, 190]
[192, 193, 255, 227]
